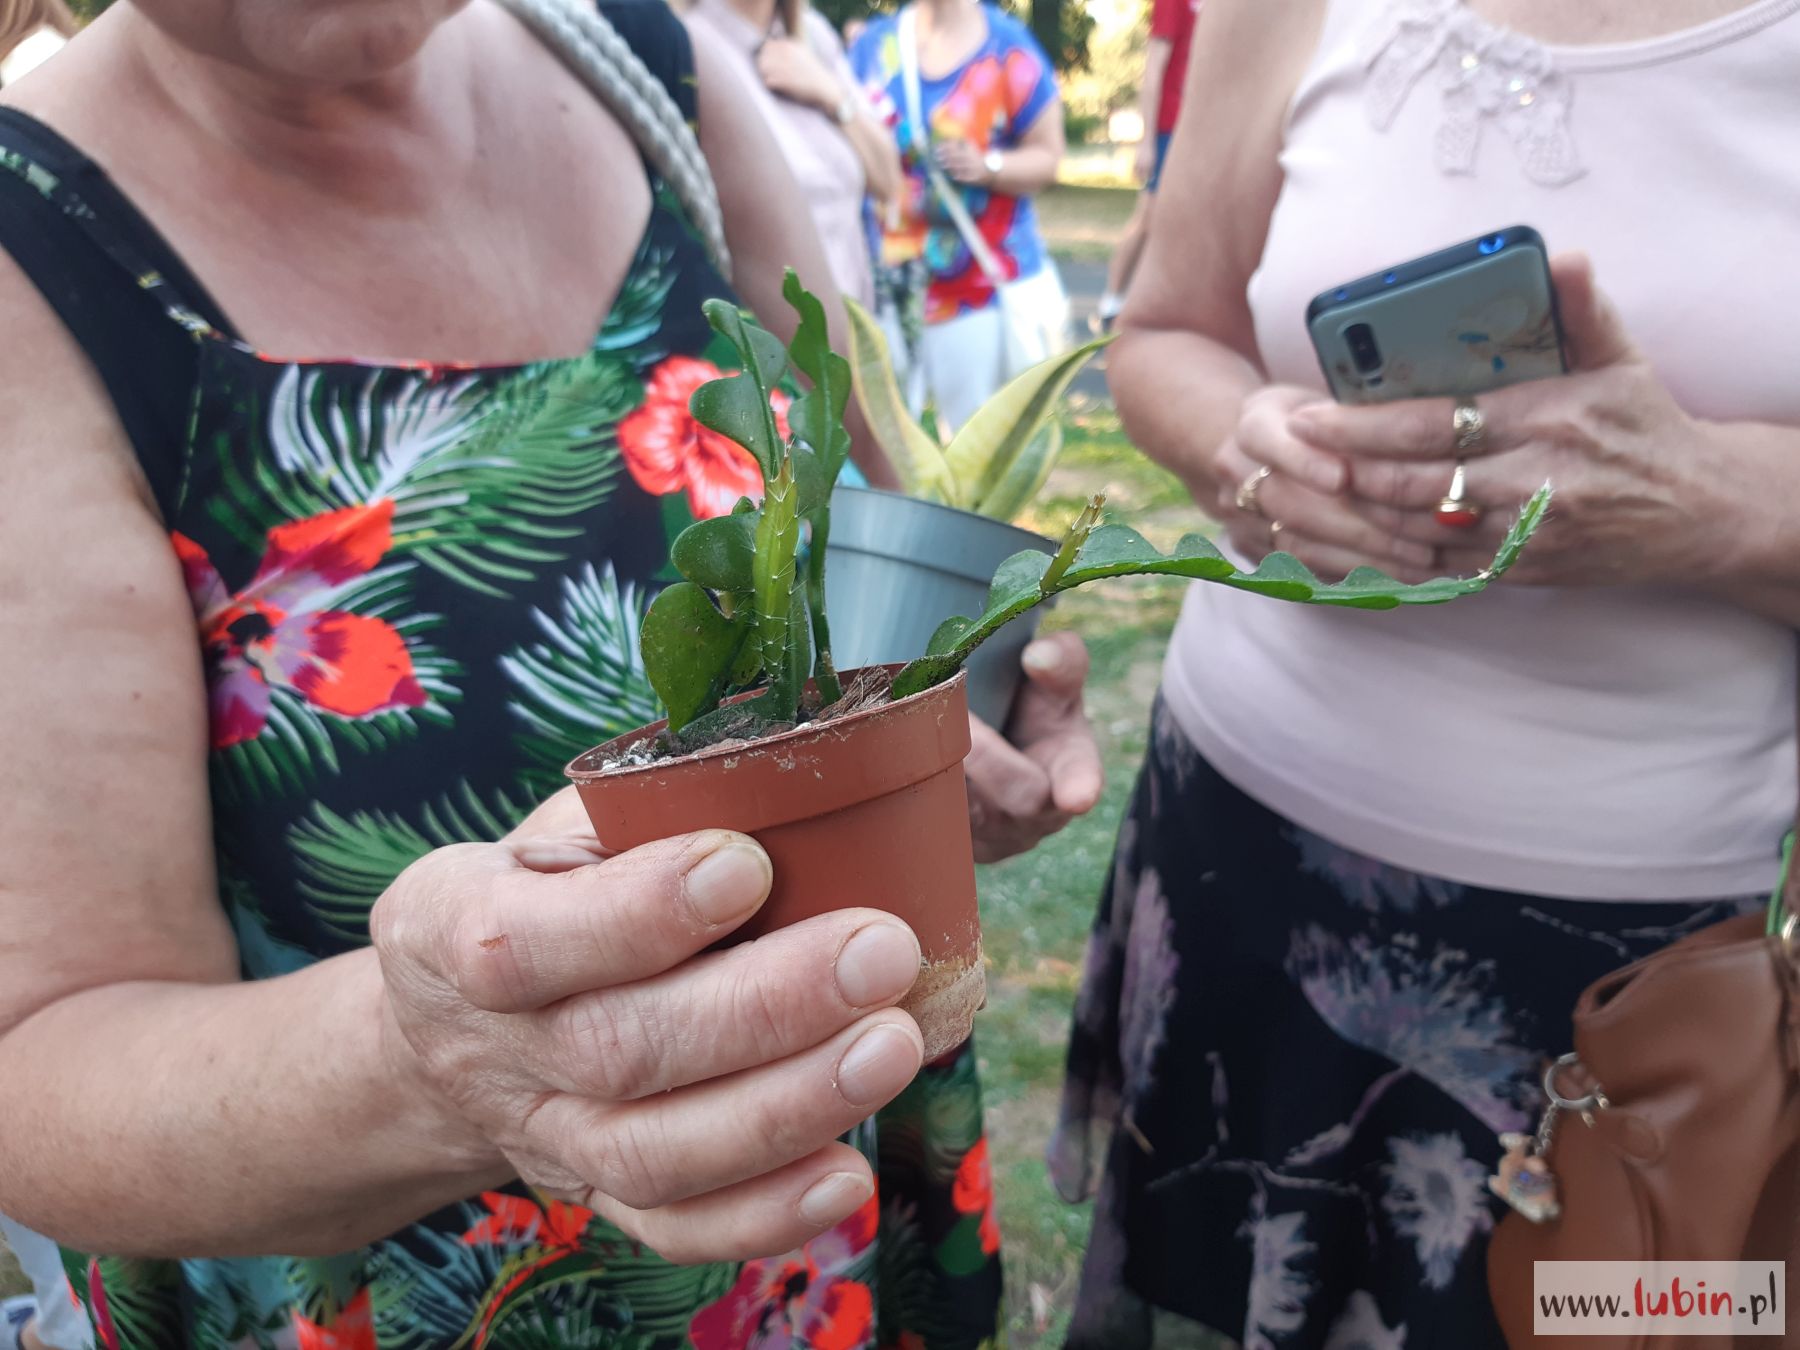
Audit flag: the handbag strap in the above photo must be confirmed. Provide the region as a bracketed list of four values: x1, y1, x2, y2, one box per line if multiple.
[497, 0, 731, 276]
[897, 5, 1010, 294]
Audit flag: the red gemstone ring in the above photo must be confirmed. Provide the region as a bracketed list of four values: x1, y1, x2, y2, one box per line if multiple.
[1435, 461, 1483, 528]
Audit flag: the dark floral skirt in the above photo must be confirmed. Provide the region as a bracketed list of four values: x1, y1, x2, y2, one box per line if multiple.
[1051, 697, 1766, 1349]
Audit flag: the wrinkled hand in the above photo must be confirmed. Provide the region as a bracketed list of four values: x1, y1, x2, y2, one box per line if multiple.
[371, 806, 925, 1264]
[1209, 384, 1438, 580]
[756, 37, 843, 114]
[1272, 254, 1732, 586]
[934, 138, 990, 186]
[965, 632, 1103, 863]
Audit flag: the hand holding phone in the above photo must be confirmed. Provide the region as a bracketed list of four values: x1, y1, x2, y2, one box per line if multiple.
[1306, 226, 1568, 405]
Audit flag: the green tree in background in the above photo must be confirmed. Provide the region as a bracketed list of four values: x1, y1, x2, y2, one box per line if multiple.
[813, 0, 1095, 72]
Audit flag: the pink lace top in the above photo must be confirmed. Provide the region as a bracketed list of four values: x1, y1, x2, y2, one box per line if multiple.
[1162, 0, 1800, 900]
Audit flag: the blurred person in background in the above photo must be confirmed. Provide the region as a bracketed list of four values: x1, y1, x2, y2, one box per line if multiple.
[1054, 0, 1800, 1344]
[685, 0, 900, 310]
[1092, 0, 1199, 334]
[852, 0, 1066, 433]
[0, 0, 74, 86]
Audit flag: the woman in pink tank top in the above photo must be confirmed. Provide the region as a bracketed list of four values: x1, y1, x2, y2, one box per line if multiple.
[1053, 0, 1800, 1344]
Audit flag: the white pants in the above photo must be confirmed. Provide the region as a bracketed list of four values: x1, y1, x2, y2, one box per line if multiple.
[883, 264, 1069, 437]
[0, 1215, 89, 1350]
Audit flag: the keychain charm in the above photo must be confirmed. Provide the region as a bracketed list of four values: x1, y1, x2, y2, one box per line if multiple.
[1488, 1053, 1607, 1224]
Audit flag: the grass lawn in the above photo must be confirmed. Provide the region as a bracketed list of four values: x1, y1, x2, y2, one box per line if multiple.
[0, 406, 1205, 1346]
[1037, 183, 1141, 263]
[975, 402, 1196, 1346]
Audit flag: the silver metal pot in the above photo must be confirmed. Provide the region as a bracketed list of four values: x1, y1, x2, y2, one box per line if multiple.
[824, 486, 1056, 726]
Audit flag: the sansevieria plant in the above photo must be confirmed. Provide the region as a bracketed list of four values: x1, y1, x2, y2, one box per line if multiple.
[842, 297, 1110, 523]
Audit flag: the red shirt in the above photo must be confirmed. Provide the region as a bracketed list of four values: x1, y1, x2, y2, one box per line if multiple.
[1150, 0, 1200, 134]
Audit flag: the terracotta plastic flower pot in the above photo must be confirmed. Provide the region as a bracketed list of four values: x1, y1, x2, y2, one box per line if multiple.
[564, 666, 982, 1060]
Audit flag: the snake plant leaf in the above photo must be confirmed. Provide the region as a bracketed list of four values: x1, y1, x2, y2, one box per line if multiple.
[671, 512, 756, 592]
[945, 333, 1112, 514]
[691, 300, 790, 478]
[893, 483, 1554, 699]
[753, 457, 802, 721]
[640, 582, 752, 734]
[783, 270, 854, 484]
[843, 297, 956, 501]
[973, 421, 1063, 523]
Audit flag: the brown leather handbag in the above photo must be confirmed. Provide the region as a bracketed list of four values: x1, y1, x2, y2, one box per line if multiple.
[1486, 830, 1800, 1348]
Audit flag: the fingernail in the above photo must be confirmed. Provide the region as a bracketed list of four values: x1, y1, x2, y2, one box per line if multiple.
[797, 1170, 874, 1227]
[835, 922, 922, 1008]
[683, 837, 772, 926]
[837, 1022, 922, 1107]
[1021, 639, 1061, 674]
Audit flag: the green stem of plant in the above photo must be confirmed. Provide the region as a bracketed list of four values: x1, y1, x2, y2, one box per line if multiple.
[1039, 493, 1104, 593]
[807, 509, 843, 705]
[754, 460, 800, 721]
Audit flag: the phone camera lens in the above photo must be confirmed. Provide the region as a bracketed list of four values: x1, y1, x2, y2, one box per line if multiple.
[1479, 233, 1506, 255]
[1343, 322, 1382, 375]
[1382, 271, 1398, 285]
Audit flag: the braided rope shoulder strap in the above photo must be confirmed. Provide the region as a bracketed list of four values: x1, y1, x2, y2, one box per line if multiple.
[497, 0, 732, 278]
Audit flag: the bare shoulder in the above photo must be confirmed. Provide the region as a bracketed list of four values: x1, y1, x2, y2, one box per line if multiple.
[0, 250, 234, 1034]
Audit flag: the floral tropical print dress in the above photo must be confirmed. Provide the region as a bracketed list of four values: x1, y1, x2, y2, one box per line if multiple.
[0, 7, 1001, 1348]
[1051, 699, 1763, 1348]
[849, 4, 1056, 324]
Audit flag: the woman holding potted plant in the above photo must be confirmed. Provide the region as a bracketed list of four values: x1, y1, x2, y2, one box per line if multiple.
[0, 0, 1099, 1346]
[1056, 0, 1800, 1344]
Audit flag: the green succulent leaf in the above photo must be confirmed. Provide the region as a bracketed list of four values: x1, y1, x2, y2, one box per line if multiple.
[640, 581, 752, 734]
[753, 457, 802, 720]
[671, 512, 757, 592]
[893, 483, 1554, 699]
[843, 296, 956, 501]
[691, 301, 789, 478]
[783, 269, 854, 484]
[946, 333, 1111, 516]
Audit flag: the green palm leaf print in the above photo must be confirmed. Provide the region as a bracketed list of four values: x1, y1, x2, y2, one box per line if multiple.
[500, 561, 661, 795]
[291, 781, 530, 944]
[212, 353, 639, 598]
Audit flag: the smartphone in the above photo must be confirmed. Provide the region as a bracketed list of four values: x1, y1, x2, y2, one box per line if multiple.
[1306, 226, 1566, 404]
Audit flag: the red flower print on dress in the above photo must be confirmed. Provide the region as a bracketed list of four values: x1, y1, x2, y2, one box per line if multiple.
[689, 1194, 878, 1349]
[617, 355, 792, 519]
[460, 1192, 596, 1348]
[293, 1288, 376, 1350]
[952, 1137, 1001, 1255]
[85, 1258, 120, 1350]
[174, 500, 427, 750]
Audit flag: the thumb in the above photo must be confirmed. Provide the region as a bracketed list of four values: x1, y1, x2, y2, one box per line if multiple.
[1551, 251, 1637, 372]
[1019, 631, 1089, 704]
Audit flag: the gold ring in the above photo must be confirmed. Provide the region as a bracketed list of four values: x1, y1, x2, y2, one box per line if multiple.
[1435, 460, 1483, 528]
[1269, 519, 1285, 548]
[1235, 465, 1273, 518]
[1452, 397, 1486, 451]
